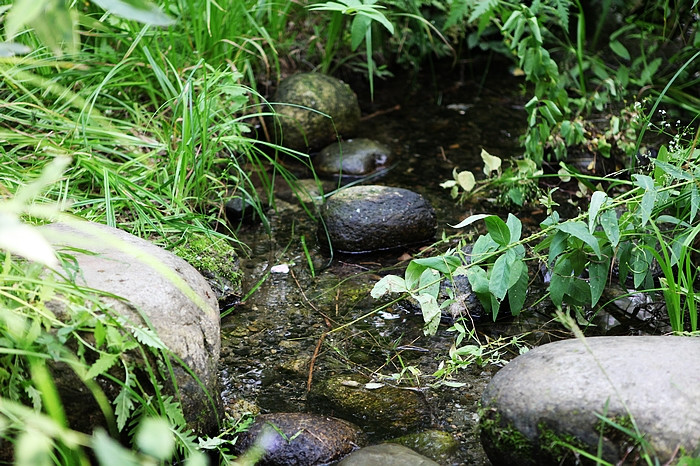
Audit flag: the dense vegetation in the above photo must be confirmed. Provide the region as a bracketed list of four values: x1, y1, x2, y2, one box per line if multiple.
[0, 0, 698, 463]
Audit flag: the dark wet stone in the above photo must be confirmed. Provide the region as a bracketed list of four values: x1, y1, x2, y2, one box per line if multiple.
[338, 443, 439, 466]
[320, 185, 437, 254]
[315, 138, 392, 178]
[480, 336, 700, 466]
[272, 73, 360, 151]
[225, 196, 265, 226]
[307, 374, 429, 436]
[390, 429, 459, 463]
[234, 412, 363, 465]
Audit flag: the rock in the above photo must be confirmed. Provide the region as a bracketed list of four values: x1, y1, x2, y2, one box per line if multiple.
[320, 185, 437, 254]
[272, 72, 361, 151]
[307, 374, 429, 436]
[389, 429, 459, 463]
[39, 222, 221, 434]
[315, 138, 392, 178]
[480, 336, 700, 465]
[234, 412, 363, 465]
[338, 443, 439, 466]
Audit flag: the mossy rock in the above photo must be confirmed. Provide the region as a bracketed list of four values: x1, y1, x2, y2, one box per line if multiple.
[308, 374, 429, 436]
[272, 73, 361, 151]
[389, 430, 459, 463]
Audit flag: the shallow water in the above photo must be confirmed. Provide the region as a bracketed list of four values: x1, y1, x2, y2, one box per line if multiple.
[218, 62, 666, 465]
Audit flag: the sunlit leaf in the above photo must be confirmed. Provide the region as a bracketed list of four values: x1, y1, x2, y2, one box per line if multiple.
[0, 213, 58, 268]
[91, 0, 175, 26]
[599, 209, 620, 247]
[481, 149, 502, 176]
[456, 170, 476, 192]
[588, 191, 607, 232]
[506, 213, 522, 242]
[93, 429, 140, 466]
[557, 221, 602, 258]
[136, 418, 175, 461]
[450, 213, 489, 229]
[415, 293, 440, 335]
[371, 275, 408, 298]
[412, 255, 461, 275]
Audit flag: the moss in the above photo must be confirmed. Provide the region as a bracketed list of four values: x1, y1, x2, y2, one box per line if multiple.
[536, 421, 589, 464]
[478, 407, 533, 458]
[172, 234, 242, 288]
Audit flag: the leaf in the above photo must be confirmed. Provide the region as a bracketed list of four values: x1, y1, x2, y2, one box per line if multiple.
[456, 170, 476, 191]
[371, 275, 408, 298]
[557, 221, 602, 258]
[415, 293, 440, 336]
[588, 191, 607, 232]
[404, 262, 426, 290]
[599, 209, 620, 247]
[548, 230, 569, 265]
[471, 233, 499, 260]
[588, 260, 609, 307]
[93, 429, 141, 466]
[506, 213, 522, 242]
[632, 173, 657, 227]
[350, 14, 370, 51]
[489, 254, 511, 301]
[0, 212, 58, 267]
[508, 264, 529, 315]
[91, 0, 175, 26]
[481, 149, 502, 176]
[484, 215, 510, 246]
[136, 418, 175, 461]
[5, 0, 49, 40]
[412, 255, 461, 275]
[84, 352, 119, 381]
[465, 265, 489, 294]
[609, 40, 630, 60]
[129, 325, 167, 350]
[0, 41, 31, 57]
[468, 0, 497, 23]
[418, 268, 441, 299]
[114, 387, 135, 432]
[692, 184, 699, 222]
[550, 256, 573, 307]
[450, 213, 489, 229]
[31, 1, 78, 56]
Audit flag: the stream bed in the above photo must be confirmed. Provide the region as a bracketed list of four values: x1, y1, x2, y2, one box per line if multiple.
[217, 62, 665, 465]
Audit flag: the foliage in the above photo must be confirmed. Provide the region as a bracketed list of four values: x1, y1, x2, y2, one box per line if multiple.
[375, 134, 700, 333]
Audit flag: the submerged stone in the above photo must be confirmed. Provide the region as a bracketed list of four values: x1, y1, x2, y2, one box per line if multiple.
[315, 138, 392, 178]
[272, 72, 360, 151]
[320, 185, 437, 254]
[307, 374, 429, 436]
[390, 429, 459, 463]
[233, 412, 363, 465]
[480, 336, 700, 465]
[338, 443, 439, 466]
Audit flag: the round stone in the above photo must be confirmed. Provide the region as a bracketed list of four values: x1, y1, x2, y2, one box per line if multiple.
[272, 73, 360, 151]
[480, 336, 700, 465]
[319, 185, 437, 254]
[234, 412, 363, 465]
[315, 138, 392, 178]
[338, 443, 439, 466]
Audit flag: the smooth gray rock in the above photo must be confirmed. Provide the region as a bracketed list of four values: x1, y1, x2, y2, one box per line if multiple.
[272, 73, 360, 151]
[315, 138, 392, 178]
[320, 185, 437, 254]
[338, 443, 439, 466]
[40, 222, 221, 434]
[480, 336, 700, 465]
[234, 412, 363, 465]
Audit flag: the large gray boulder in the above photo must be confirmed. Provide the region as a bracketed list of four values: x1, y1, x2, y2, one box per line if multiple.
[480, 336, 700, 465]
[40, 222, 221, 434]
[272, 73, 361, 152]
[320, 185, 437, 254]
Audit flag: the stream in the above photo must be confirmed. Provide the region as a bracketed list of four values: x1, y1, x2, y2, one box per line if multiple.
[217, 61, 666, 465]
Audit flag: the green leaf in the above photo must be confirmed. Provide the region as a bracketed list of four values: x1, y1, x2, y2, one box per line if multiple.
[418, 268, 441, 299]
[506, 213, 522, 242]
[136, 418, 175, 461]
[489, 254, 511, 301]
[350, 14, 370, 51]
[653, 160, 692, 180]
[5, 0, 48, 40]
[631, 246, 650, 288]
[91, 0, 175, 26]
[404, 262, 426, 290]
[508, 265, 529, 316]
[93, 429, 141, 466]
[31, 1, 78, 55]
[129, 325, 166, 350]
[471, 233, 499, 259]
[632, 173, 657, 227]
[114, 387, 135, 432]
[456, 170, 476, 191]
[528, 16, 542, 43]
[415, 293, 440, 336]
[589, 260, 609, 306]
[588, 191, 607, 232]
[609, 40, 630, 60]
[508, 257, 526, 289]
[557, 221, 602, 258]
[485, 215, 510, 246]
[550, 256, 573, 307]
[412, 255, 461, 275]
[599, 209, 620, 247]
[465, 265, 489, 294]
[371, 275, 408, 298]
[468, 0, 497, 23]
[548, 230, 568, 265]
[692, 184, 699, 222]
[84, 352, 119, 381]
